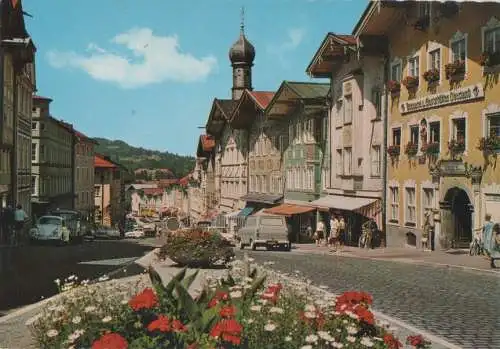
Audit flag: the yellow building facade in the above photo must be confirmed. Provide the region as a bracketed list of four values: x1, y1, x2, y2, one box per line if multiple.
[357, 2, 500, 249]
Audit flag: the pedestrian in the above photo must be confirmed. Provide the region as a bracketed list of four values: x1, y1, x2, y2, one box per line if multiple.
[490, 224, 500, 268]
[315, 219, 325, 247]
[338, 216, 346, 251]
[329, 215, 339, 251]
[13, 204, 28, 246]
[482, 213, 496, 268]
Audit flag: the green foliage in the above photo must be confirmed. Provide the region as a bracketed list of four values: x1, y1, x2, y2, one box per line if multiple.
[93, 137, 195, 178]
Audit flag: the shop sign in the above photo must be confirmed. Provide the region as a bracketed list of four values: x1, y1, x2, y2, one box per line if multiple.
[399, 83, 484, 114]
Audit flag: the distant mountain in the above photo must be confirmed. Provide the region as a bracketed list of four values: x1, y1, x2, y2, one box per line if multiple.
[93, 137, 195, 178]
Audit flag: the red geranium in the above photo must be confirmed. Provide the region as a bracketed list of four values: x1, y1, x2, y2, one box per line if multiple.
[407, 334, 431, 348]
[171, 319, 188, 333]
[128, 288, 158, 311]
[219, 305, 236, 318]
[260, 283, 283, 305]
[147, 315, 171, 332]
[209, 318, 243, 345]
[384, 333, 403, 349]
[91, 333, 128, 349]
[208, 290, 229, 308]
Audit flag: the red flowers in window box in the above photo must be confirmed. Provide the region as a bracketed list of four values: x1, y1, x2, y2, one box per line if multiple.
[421, 142, 440, 155]
[479, 51, 500, 67]
[445, 60, 465, 79]
[387, 80, 401, 94]
[404, 142, 419, 156]
[128, 287, 158, 311]
[91, 333, 128, 349]
[402, 76, 419, 89]
[387, 145, 401, 157]
[422, 69, 440, 83]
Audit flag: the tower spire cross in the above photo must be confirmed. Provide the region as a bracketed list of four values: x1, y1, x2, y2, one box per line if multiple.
[240, 6, 245, 34]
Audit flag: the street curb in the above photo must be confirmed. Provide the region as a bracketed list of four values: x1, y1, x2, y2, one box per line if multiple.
[291, 248, 500, 276]
[261, 266, 463, 349]
[0, 248, 159, 325]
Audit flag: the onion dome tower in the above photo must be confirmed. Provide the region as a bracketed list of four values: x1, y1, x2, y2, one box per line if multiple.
[228, 7, 255, 100]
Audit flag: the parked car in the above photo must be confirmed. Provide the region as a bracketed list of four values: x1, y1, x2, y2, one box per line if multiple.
[236, 215, 290, 251]
[125, 229, 145, 239]
[47, 209, 86, 243]
[94, 227, 122, 239]
[30, 216, 71, 245]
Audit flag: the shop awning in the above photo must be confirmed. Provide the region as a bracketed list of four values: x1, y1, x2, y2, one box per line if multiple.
[237, 206, 254, 217]
[240, 193, 283, 205]
[311, 195, 377, 211]
[225, 210, 241, 218]
[264, 204, 315, 217]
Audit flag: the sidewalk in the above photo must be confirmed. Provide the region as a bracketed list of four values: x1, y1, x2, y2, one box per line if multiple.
[293, 244, 499, 275]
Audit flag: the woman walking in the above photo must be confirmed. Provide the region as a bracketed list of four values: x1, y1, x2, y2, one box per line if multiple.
[482, 213, 496, 268]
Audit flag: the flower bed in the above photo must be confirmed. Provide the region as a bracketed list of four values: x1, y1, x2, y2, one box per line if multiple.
[26, 261, 431, 349]
[157, 228, 234, 268]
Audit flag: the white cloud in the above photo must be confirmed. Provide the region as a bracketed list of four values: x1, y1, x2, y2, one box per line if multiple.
[267, 28, 306, 68]
[47, 28, 217, 88]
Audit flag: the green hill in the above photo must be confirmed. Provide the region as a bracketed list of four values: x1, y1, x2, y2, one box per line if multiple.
[93, 137, 195, 178]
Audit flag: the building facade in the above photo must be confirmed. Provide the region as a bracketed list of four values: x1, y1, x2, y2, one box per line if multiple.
[74, 130, 96, 219]
[31, 96, 74, 216]
[0, 0, 36, 224]
[307, 32, 386, 245]
[94, 154, 123, 227]
[356, 1, 500, 249]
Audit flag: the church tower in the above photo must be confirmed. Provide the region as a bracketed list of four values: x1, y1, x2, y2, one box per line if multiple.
[228, 8, 255, 100]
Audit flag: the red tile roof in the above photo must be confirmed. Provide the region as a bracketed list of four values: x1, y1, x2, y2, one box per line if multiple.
[248, 91, 275, 109]
[201, 135, 215, 152]
[94, 154, 117, 168]
[158, 179, 179, 188]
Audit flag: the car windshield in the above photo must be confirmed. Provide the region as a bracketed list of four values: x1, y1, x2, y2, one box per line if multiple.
[38, 217, 61, 225]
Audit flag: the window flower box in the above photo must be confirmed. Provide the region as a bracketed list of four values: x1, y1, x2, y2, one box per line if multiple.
[387, 145, 401, 157]
[445, 60, 465, 80]
[477, 136, 500, 155]
[448, 138, 465, 154]
[402, 76, 419, 90]
[422, 69, 440, 84]
[387, 80, 401, 94]
[404, 142, 418, 156]
[421, 142, 440, 155]
[479, 51, 500, 67]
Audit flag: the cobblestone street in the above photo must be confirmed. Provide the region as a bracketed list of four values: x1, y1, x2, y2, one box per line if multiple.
[236, 250, 499, 349]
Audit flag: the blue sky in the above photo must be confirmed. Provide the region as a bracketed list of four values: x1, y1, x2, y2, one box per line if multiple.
[23, 0, 367, 156]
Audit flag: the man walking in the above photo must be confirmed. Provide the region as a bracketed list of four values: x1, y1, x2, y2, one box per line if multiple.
[329, 215, 339, 251]
[13, 204, 28, 246]
[482, 213, 496, 268]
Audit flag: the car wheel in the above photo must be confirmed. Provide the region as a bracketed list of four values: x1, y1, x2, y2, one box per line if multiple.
[239, 240, 245, 250]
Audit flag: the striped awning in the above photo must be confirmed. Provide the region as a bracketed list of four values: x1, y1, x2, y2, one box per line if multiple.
[264, 204, 315, 217]
[237, 206, 254, 217]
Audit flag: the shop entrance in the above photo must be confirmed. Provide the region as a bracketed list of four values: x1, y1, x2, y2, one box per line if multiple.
[443, 187, 473, 248]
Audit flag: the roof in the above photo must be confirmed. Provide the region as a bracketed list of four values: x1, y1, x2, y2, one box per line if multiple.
[74, 130, 98, 144]
[201, 135, 215, 152]
[33, 95, 52, 102]
[94, 154, 117, 168]
[284, 81, 331, 99]
[217, 99, 237, 120]
[264, 204, 315, 217]
[248, 91, 275, 109]
[205, 98, 236, 136]
[158, 179, 179, 188]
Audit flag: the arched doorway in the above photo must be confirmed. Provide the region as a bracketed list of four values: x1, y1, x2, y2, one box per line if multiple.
[443, 187, 473, 247]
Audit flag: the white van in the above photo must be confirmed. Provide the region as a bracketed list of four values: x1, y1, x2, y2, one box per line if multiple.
[237, 215, 290, 251]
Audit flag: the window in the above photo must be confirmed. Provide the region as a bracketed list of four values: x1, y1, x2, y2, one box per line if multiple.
[422, 188, 434, 225]
[288, 124, 295, 143]
[321, 167, 328, 190]
[40, 123, 45, 130]
[40, 144, 45, 158]
[451, 37, 466, 62]
[336, 149, 343, 176]
[372, 89, 382, 119]
[31, 143, 37, 161]
[429, 49, 441, 74]
[392, 128, 401, 146]
[295, 122, 302, 144]
[408, 56, 420, 78]
[31, 122, 37, 130]
[429, 122, 440, 145]
[410, 125, 419, 145]
[371, 146, 381, 177]
[452, 118, 466, 144]
[308, 166, 314, 190]
[305, 119, 315, 143]
[95, 186, 101, 197]
[31, 176, 36, 193]
[343, 95, 353, 124]
[484, 26, 500, 53]
[389, 187, 399, 222]
[321, 117, 328, 141]
[302, 167, 307, 190]
[343, 147, 352, 176]
[487, 113, 500, 138]
[391, 62, 402, 81]
[405, 187, 416, 226]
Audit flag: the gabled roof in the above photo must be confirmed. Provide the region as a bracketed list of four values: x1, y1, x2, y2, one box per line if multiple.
[265, 81, 330, 119]
[306, 33, 357, 78]
[205, 98, 236, 137]
[230, 89, 275, 129]
[94, 154, 117, 168]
